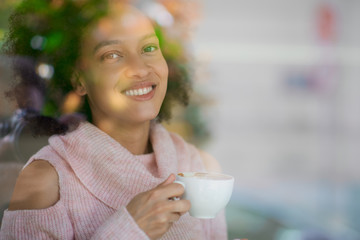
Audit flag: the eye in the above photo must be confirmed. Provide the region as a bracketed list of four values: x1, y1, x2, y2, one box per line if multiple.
[142, 45, 158, 54]
[101, 52, 122, 62]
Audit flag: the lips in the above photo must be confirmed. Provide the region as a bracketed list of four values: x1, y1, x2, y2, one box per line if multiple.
[125, 86, 153, 96]
[122, 82, 157, 101]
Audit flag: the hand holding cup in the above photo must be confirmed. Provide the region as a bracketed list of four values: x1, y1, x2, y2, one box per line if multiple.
[174, 172, 234, 219]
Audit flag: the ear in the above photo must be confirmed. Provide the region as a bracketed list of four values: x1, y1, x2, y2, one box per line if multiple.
[71, 71, 87, 96]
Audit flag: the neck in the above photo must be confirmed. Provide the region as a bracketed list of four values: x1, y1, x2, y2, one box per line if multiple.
[93, 119, 152, 155]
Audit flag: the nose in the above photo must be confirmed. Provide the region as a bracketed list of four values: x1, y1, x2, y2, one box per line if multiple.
[124, 55, 151, 79]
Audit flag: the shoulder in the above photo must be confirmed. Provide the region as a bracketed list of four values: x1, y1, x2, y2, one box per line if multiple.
[198, 149, 222, 173]
[8, 160, 59, 210]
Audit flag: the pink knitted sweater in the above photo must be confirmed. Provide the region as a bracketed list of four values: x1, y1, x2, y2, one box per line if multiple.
[0, 122, 227, 239]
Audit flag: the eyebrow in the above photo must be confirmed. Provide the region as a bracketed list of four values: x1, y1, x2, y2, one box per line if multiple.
[92, 33, 158, 54]
[93, 40, 122, 54]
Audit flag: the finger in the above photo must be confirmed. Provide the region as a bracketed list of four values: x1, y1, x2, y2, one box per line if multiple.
[158, 182, 185, 200]
[167, 182, 185, 198]
[168, 212, 181, 223]
[167, 199, 191, 215]
[149, 175, 183, 202]
[158, 174, 175, 187]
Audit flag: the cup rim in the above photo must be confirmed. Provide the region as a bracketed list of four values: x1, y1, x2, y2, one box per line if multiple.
[176, 172, 234, 181]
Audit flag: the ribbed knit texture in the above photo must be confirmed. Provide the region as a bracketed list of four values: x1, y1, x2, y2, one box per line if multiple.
[0, 122, 227, 240]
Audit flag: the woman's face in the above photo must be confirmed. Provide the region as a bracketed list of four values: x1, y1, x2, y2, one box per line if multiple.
[77, 4, 168, 126]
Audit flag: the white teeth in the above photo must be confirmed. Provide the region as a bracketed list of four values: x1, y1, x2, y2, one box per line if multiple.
[125, 86, 153, 96]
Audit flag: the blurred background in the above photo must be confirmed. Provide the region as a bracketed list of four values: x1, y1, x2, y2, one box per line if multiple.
[1, 0, 360, 239]
[192, 0, 360, 239]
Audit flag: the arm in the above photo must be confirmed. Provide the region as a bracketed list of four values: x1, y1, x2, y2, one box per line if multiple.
[90, 174, 191, 240]
[8, 160, 59, 211]
[0, 161, 146, 239]
[1, 164, 190, 240]
[0, 160, 73, 240]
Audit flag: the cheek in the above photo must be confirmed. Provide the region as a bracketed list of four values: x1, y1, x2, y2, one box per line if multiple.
[83, 65, 119, 87]
[159, 64, 168, 100]
[157, 59, 169, 81]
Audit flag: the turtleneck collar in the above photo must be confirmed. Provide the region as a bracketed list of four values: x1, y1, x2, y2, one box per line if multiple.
[48, 121, 178, 209]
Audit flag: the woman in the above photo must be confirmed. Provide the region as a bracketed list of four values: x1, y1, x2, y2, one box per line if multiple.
[0, 0, 226, 239]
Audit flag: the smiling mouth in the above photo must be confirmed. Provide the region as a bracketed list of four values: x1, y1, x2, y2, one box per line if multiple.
[124, 85, 156, 96]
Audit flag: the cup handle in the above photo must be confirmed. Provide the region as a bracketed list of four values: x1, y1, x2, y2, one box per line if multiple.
[169, 181, 185, 201]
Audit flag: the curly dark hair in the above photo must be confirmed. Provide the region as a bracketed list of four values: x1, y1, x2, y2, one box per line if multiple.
[2, 0, 191, 136]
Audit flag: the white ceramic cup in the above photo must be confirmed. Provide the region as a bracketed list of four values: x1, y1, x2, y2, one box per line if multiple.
[174, 172, 234, 219]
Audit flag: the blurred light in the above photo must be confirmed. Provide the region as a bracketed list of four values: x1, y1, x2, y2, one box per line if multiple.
[36, 63, 54, 79]
[144, 3, 174, 27]
[30, 35, 47, 50]
[62, 91, 82, 114]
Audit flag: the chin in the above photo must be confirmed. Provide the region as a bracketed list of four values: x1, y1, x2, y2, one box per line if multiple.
[130, 109, 160, 123]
